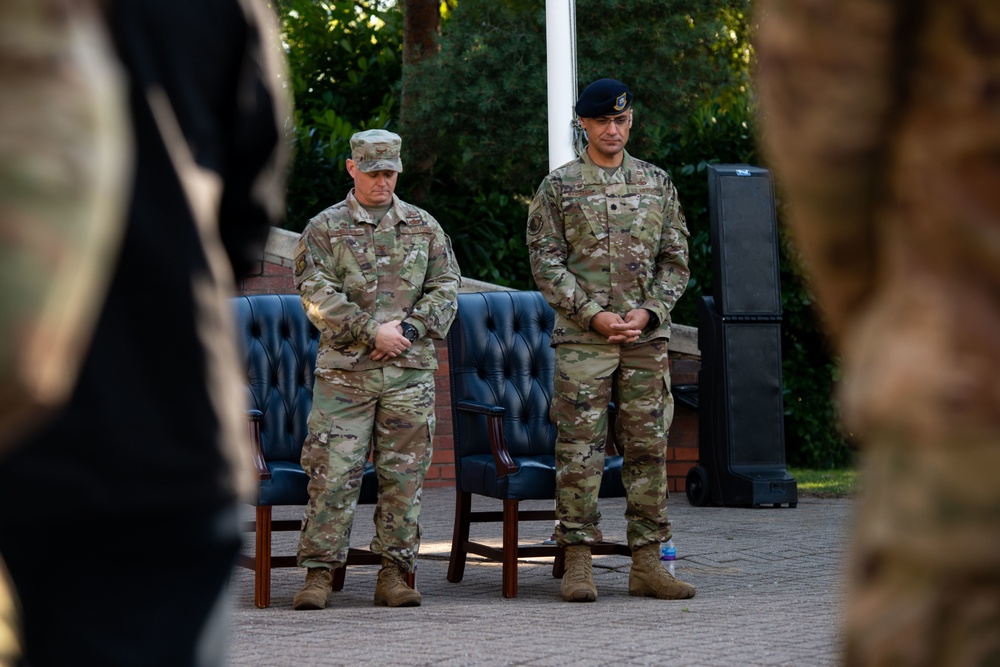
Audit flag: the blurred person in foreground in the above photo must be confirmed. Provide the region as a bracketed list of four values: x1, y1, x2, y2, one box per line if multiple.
[290, 129, 461, 610]
[0, 0, 290, 665]
[1, 0, 131, 664]
[754, 1, 1000, 665]
[526, 78, 695, 603]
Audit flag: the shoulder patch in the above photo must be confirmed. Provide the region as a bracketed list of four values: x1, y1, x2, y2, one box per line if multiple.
[294, 253, 307, 277]
[527, 212, 544, 237]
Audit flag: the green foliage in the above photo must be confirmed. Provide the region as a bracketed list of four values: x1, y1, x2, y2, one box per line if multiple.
[279, 0, 402, 122]
[400, 0, 549, 199]
[402, 0, 746, 204]
[422, 187, 533, 288]
[277, 0, 402, 229]
[650, 93, 757, 327]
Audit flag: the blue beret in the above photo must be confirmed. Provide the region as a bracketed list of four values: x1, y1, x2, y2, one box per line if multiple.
[575, 78, 633, 117]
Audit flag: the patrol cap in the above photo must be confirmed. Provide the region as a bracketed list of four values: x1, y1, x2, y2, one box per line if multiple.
[575, 78, 633, 118]
[350, 129, 403, 172]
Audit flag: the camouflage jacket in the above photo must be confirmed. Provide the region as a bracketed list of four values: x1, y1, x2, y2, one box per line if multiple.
[526, 149, 690, 345]
[295, 191, 461, 371]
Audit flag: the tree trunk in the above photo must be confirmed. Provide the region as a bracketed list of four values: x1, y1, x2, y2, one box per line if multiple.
[402, 0, 440, 66]
[400, 0, 441, 202]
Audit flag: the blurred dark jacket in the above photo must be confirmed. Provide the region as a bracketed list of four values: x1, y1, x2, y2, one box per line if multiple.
[0, 0, 290, 525]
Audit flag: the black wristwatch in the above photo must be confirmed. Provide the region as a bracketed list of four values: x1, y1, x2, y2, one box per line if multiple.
[400, 322, 418, 343]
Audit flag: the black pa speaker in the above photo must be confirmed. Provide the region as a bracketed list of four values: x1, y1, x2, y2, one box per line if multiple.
[689, 297, 797, 508]
[707, 164, 782, 318]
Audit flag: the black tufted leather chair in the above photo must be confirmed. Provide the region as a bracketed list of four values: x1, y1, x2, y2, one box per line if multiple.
[446, 291, 630, 598]
[232, 294, 381, 608]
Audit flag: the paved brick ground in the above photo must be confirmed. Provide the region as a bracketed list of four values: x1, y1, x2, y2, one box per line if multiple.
[228, 487, 853, 667]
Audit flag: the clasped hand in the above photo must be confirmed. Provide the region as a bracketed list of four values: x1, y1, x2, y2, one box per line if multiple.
[369, 320, 411, 361]
[590, 309, 650, 344]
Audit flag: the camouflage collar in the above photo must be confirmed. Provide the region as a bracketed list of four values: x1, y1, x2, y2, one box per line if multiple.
[580, 148, 634, 184]
[346, 190, 402, 225]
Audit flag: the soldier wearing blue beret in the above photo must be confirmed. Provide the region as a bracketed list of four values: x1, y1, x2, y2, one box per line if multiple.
[526, 78, 695, 603]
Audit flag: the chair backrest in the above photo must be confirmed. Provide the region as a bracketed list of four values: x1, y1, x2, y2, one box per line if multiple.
[233, 294, 318, 465]
[447, 291, 558, 482]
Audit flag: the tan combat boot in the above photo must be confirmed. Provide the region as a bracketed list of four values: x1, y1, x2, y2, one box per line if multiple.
[628, 544, 696, 599]
[292, 567, 333, 610]
[374, 558, 421, 607]
[561, 545, 597, 602]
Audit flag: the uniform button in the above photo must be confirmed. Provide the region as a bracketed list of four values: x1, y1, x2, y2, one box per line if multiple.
[611, 204, 617, 210]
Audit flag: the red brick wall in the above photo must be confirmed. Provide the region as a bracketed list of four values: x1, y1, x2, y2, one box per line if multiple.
[666, 358, 700, 495]
[239, 259, 295, 295]
[240, 262, 700, 493]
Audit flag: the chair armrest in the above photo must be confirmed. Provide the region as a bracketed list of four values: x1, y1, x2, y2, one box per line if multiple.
[246, 409, 271, 480]
[456, 400, 519, 477]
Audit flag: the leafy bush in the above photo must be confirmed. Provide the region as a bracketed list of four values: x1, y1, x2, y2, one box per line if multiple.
[277, 0, 402, 229]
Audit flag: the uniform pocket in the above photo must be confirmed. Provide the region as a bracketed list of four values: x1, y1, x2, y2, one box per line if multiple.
[329, 227, 376, 282]
[562, 191, 609, 247]
[399, 225, 432, 286]
[628, 191, 664, 250]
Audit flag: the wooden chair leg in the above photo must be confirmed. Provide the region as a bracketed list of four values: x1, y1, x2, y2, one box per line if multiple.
[447, 490, 472, 583]
[332, 565, 347, 591]
[552, 547, 566, 579]
[406, 571, 415, 588]
[502, 498, 520, 598]
[254, 505, 273, 608]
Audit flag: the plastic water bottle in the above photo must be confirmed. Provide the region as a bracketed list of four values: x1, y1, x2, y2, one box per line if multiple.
[660, 538, 677, 576]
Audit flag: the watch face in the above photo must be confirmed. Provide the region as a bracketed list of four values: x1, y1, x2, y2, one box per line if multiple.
[403, 325, 417, 342]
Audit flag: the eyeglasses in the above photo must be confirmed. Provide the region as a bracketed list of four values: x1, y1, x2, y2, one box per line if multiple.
[588, 113, 631, 129]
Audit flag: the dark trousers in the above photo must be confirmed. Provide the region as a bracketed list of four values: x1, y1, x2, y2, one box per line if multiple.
[0, 504, 241, 667]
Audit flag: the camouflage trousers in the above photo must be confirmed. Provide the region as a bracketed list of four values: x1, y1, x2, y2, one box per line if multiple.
[297, 365, 435, 573]
[551, 340, 673, 550]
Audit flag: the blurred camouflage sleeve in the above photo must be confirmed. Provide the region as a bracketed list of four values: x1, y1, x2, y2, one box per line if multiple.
[0, 0, 130, 452]
[753, 0, 897, 344]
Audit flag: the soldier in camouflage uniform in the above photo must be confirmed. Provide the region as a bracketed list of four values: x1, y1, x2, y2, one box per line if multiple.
[755, 1, 1000, 664]
[526, 78, 696, 603]
[292, 129, 461, 610]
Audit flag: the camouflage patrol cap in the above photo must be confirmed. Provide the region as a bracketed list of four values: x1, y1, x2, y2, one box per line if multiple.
[350, 129, 402, 172]
[575, 78, 633, 117]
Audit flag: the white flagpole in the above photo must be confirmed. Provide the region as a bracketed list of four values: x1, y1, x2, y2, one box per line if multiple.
[545, 0, 577, 172]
